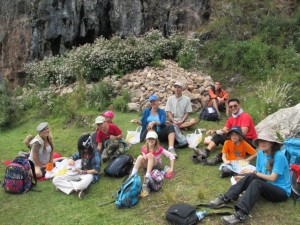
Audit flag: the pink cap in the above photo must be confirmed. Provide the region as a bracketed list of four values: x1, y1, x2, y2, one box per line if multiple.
[103, 110, 114, 119]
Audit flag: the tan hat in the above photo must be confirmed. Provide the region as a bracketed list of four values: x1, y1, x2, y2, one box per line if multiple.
[253, 133, 283, 148]
[146, 131, 158, 139]
[36, 122, 48, 132]
[95, 116, 105, 124]
[174, 81, 183, 87]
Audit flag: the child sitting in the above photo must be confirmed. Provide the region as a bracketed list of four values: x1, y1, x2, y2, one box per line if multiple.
[220, 126, 257, 178]
[130, 131, 175, 197]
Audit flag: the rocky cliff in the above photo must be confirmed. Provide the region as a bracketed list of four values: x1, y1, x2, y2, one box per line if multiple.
[0, 0, 210, 88]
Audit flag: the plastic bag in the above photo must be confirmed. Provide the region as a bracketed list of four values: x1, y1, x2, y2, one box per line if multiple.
[125, 126, 142, 145]
[186, 129, 203, 148]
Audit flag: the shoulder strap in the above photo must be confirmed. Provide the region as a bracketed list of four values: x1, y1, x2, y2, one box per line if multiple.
[28, 160, 37, 185]
[196, 203, 234, 209]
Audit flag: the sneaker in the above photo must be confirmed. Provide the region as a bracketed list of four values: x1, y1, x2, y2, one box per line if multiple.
[169, 148, 177, 158]
[220, 166, 234, 178]
[206, 153, 223, 166]
[221, 211, 247, 224]
[209, 195, 229, 207]
[194, 148, 208, 159]
[78, 190, 86, 199]
[175, 143, 188, 149]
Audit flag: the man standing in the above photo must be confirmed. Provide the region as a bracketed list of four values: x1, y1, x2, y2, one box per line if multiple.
[195, 98, 257, 165]
[165, 81, 197, 130]
[208, 81, 230, 117]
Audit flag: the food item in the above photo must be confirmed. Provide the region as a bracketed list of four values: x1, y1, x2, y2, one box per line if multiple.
[238, 160, 249, 167]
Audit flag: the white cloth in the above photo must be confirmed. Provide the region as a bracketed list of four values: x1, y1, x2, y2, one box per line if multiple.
[165, 95, 192, 121]
[53, 173, 93, 195]
[219, 160, 256, 174]
[29, 135, 52, 165]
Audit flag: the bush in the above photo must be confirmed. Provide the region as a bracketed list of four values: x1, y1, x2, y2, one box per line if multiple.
[112, 89, 130, 112]
[254, 76, 295, 119]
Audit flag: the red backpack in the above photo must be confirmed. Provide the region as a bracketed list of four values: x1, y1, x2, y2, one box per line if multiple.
[3, 157, 37, 193]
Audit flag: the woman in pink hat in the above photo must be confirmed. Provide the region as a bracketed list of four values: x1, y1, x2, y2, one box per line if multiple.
[209, 132, 291, 224]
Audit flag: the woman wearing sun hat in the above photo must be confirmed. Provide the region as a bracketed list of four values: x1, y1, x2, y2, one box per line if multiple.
[209, 132, 291, 224]
[28, 122, 54, 178]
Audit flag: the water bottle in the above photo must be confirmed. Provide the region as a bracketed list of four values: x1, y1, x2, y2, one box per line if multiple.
[196, 210, 207, 221]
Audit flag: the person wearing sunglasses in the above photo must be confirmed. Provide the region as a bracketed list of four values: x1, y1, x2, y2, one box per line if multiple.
[194, 98, 257, 165]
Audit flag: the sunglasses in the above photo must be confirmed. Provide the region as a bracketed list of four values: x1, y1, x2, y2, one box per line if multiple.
[229, 104, 239, 109]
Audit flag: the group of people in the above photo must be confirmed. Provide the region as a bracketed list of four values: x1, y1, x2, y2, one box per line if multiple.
[24, 80, 291, 224]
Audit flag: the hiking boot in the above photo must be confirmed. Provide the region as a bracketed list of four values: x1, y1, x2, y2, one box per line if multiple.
[221, 211, 247, 224]
[78, 190, 86, 199]
[169, 148, 177, 158]
[194, 148, 209, 159]
[210, 195, 229, 207]
[206, 153, 223, 166]
[191, 154, 202, 164]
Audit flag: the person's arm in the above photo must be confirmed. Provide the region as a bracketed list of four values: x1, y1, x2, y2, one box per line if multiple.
[97, 142, 103, 152]
[241, 126, 249, 136]
[246, 152, 257, 162]
[240, 168, 278, 182]
[81, 151, 101, 175]
[31, 143, 44, 168]
[167, 111, 175, 123]
[208, 88, 217, 99]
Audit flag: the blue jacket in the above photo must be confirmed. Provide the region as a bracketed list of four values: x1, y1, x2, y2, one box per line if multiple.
[140, 107, 167, 135]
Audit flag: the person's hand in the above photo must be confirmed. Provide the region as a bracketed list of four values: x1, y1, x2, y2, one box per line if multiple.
[206, 130, 216, 135]
[147, 122, 156, 130]
[240, 168, 254, 174]
[130, 119, 139, 123]
[224, 160, 231, 165]
[110, 135, 117, 140]
[216, 129, 224, 135]
[68, 158, 75, 166]
[166, 167, 173, 174]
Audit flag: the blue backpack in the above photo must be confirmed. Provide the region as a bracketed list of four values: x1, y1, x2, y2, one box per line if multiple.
[282, 138, 300, 165]
[115, 173, 142, 208]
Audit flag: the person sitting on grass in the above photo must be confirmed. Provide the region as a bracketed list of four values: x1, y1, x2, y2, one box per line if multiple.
[28, 122, 54, 178]
[220, 126, 257, 178]
[102, 110, 114, 124]
[208, 81, 230, 118]
[131, 95, 178, 157]
[130, 131, 175, 197]
[53, 134, 101, 199]
[209, 132, 291, 224]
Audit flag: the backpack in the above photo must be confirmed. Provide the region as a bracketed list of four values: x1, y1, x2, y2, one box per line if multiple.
[282, 138, 300, 165]
[290, 164, 300, 204]
[148, 169, 164, 192]
[104, 154, 134, 178]
[199, 106, 220, 121]
[3, 157, 37, 194]
[115, 173, 142, 208]
[166, 203, 232, 225]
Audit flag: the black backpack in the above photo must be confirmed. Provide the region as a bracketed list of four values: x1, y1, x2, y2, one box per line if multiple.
[166, 203, 232, 225]
[104, 154, 133, 178]
[199, 106, 220, 121]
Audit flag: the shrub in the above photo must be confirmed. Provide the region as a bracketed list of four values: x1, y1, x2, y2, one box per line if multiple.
[254, 76, 295, 119]
[112, 89, 130, 112]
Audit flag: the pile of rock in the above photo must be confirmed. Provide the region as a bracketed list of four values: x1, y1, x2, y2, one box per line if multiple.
[103, 59, 214, 112]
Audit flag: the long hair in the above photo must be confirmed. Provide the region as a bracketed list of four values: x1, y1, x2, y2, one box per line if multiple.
[145, 138, 160, 153]
[266, 142, 282, 173]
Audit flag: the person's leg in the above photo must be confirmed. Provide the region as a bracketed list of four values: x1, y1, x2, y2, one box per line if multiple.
[211, 99, 221, 116]
[224, 99, 229, 117]
[53, 175, 76, 194]
[131, 155, 146, 176]
[195, 134, 225, 159]
[71, 174, 94, 192]
[158, 126, 176, 156]
[179, 118, 197, 129]
[235, 178, 288, 215]
[35, 166, 43, 178]
[145, 153, 158, 177]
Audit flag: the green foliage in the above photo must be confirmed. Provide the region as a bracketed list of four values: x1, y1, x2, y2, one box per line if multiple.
[0, 81, 23, 130]
[85, 81, 115, 110]
[112, 89, 130, 112]
[25, 30, 185, 87]
[176, 38, 202, 69]
[254, 76, 295, 120]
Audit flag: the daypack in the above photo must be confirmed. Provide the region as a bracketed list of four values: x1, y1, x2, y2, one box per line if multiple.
[199, 106, 220, 121]
[104, 154, 134, 178]
[115, 173, 142, 208]
[166, 203, 232, 225]
[282, 138, 300, 165]
[148, 169, 164, 192]
[290, 164, 300, 204]
[3, 157, 37, 194]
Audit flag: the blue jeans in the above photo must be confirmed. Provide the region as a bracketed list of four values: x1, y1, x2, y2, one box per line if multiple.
[224, 173, 288, 215]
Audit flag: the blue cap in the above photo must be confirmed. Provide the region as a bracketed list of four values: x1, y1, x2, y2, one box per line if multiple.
[149, 95, 158, 102]
[227, 126, 244, 137]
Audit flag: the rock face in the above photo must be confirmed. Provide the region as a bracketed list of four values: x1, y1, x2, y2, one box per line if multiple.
[0, 0, 211, 88]
[255, 103, 300, 138]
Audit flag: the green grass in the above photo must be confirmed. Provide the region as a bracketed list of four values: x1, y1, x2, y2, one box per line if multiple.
[0, 112, 300, 225]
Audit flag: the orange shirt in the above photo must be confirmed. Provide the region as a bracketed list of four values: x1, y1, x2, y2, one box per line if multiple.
[208, 87, 229, 100]
[222, 139, 256, 161]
